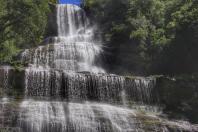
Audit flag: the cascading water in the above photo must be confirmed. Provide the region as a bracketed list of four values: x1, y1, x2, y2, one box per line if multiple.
[22, 4, 104, 73]
[0, 3, 198, 132]
[18, 100, 198, 132]
[19, 100, 133, 132]
[17, 4, 163, 132]
[22, 4, 157, 104]
[0, 66, 11, 96]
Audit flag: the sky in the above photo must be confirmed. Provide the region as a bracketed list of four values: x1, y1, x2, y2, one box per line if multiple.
[59, 0, 81, 5]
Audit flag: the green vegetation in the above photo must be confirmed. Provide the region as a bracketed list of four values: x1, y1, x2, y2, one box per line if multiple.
[85, 0, 198, 75]
[0, 0, 57, 65]
[0, 0, 197, 75]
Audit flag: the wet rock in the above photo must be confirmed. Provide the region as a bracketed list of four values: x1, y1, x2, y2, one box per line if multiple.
[156, 75, 198, 123]
[0, 67, 25, 98]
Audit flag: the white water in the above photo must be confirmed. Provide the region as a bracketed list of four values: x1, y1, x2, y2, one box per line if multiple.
[17, 100, 150, 132]
[23, 4, 159, 105]
[57, 4, 87, 36]
[18, 100, 198, 132]
[0, 3, 195, 132]
[22, 4, 104, 73]
[56, 4, 104, 72]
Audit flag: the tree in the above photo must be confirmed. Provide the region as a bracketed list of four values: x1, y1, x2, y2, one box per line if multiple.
[84, 0, 198, 75]
[0, 0, 51, 64]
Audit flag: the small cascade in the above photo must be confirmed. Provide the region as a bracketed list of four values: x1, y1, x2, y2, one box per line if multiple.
[24, 68, 62, 97]
[125, 77, 157, 104]
[0, 98, 20, 132]
[3, 67, 10, 92]
[0, 66, 11, 96]
[0, 98, 9, 127]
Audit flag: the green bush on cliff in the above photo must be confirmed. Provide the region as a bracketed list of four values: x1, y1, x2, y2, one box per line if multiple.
[0, 0, 55, 64]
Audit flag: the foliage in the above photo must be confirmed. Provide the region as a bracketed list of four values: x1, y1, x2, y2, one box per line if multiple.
[0, 0, 53, 64]
[85, 0, 198, 75]
[49, 0, 58, 4]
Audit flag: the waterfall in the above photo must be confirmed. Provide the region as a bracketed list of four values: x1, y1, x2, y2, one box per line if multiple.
[0, 3, 197, 132]
[22, 4, 158, 104]
[22, 4, 104, 73]
[17, 4, 164, 131]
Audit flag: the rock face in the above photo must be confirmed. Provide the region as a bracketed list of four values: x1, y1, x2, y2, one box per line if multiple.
[156, 76, 198, 123]
[0, 3, 198, 132]
[45, 3, 58, 37]
[0, 66, 25, 98]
